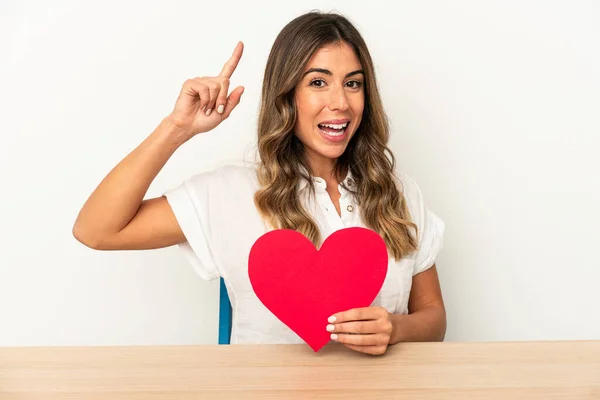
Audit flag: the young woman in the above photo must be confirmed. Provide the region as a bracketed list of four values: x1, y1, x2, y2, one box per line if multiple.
[73, 11, 446, 355]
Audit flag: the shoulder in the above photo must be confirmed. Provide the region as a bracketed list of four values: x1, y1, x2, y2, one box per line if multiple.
[393, 168, 446, 270]
[392, 168, 438, 233]
[183, 161, 259, 193]
[393, 169, 425, 210]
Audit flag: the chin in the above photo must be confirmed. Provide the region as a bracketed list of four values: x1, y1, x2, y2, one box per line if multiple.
[312, 143, 349, 160]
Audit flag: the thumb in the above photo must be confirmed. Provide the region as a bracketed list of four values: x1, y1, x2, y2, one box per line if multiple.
[222, 86, 244, 119]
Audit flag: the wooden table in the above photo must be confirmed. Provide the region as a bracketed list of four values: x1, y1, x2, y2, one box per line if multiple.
[1, 341, 599, 399]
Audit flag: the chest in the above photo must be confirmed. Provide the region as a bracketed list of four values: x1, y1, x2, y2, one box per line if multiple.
[326, 188, 342, 216]
[208, 191, 415, 317]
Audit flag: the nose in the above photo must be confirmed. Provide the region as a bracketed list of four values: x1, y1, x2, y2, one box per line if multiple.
[328, 85, 349, 112]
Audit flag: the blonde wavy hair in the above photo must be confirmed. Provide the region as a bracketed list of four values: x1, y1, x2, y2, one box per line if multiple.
[253, 11, 418, 260]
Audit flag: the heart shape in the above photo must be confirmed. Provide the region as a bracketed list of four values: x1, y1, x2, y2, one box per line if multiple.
[248, 227, 388, 352]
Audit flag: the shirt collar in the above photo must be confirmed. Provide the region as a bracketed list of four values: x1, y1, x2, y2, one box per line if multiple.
[297, 167, 355, 195]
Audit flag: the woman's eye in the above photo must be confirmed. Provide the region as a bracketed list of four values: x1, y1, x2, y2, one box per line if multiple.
[309, 79, 362, 88]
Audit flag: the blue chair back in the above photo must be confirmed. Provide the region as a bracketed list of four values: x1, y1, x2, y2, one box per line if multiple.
[218, 277, 232, 344]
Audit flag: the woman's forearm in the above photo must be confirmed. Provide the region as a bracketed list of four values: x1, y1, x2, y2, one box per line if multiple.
[390, 305, 446, 344]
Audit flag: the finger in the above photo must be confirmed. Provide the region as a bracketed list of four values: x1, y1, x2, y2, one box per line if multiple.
[204, 80, 221, 116]
[343, 343, 388, 356]
[331, 333, 390, 347]
[189, 79, 210, 112]
[329, 307, 380, 324]
[221, 86, 244, 119]
[219, 41, 244, 79]
[181, 79, 208, 111]
[216, 78, 230, 114]
[327, 321, 381, 335]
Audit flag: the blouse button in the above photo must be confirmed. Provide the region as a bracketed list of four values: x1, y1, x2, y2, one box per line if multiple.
[347, 178, 354, 186]
[347, 205, 354, 212]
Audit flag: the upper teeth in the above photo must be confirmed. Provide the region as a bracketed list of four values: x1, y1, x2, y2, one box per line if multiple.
[320, 122, 348, 129]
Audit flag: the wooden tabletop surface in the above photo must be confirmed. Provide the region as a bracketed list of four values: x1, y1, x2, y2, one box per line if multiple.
[1, 340, 599, 399]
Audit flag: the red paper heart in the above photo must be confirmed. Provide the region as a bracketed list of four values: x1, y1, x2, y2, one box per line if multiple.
[248, 227, 388, 352]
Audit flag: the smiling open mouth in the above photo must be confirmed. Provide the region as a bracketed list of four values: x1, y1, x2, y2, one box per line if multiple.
[317, 122, 349, 137]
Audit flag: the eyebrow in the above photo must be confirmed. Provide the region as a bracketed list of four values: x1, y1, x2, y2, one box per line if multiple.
[302, 68, 364, 79]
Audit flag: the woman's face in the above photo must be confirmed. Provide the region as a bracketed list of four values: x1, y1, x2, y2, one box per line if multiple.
[293, 41, 364, 170]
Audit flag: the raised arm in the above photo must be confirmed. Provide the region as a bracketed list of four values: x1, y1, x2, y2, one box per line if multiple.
[73, 42, 245, 250]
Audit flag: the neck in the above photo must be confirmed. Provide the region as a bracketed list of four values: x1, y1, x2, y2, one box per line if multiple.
[306, 154, 336, 180]
[304, 154, 350, 191]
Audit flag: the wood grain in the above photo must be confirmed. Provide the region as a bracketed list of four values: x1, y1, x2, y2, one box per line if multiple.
[1, 341, 599, 399]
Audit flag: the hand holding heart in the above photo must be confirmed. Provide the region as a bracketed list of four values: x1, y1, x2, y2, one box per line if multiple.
[328, 306, 393, 355]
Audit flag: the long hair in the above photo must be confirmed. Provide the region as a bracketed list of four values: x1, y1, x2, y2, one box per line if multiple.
[253, 11, 418, 260]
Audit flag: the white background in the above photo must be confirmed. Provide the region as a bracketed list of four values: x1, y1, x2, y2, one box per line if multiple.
[1, 0, 599, 346]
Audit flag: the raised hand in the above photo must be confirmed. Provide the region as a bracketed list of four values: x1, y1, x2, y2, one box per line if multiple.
[167, 41, 245, 138]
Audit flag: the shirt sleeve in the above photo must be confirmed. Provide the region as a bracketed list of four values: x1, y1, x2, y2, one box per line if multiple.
[398, 172, 446, 276]
[163, 171, 220, 281]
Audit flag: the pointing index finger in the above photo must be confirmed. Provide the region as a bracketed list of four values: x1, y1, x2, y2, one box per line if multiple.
[219, 41, 244, 78]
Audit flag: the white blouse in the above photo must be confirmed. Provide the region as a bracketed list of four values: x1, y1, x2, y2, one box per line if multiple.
[163, 162, 445, 345]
